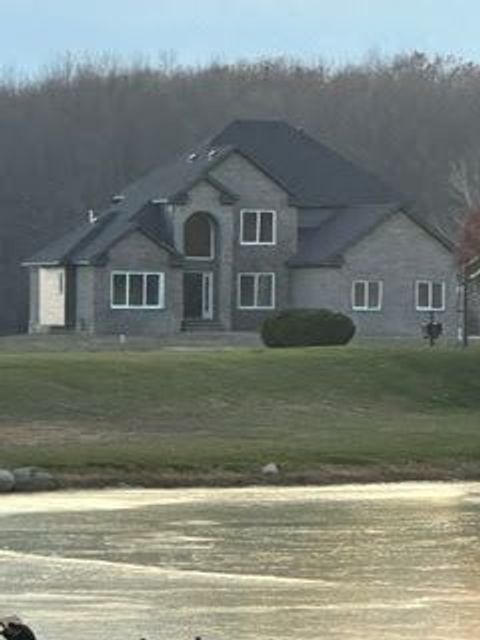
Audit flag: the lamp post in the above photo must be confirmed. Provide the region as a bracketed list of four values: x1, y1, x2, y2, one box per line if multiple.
[463, 266, 469, 348]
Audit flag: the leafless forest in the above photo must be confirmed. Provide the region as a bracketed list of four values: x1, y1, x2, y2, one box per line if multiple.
[1, 52, 479, 332]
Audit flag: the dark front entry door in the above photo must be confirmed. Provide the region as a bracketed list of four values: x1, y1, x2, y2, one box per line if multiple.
[183, 272, 213, 319]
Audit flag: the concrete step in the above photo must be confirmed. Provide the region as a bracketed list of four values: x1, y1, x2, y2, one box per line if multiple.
[182, 319, 225, 332]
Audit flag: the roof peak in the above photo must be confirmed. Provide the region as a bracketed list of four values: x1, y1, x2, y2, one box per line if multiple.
[212, 118, 400, 206]
[227, 117, 289, 124]
[218, 118, 300, 132]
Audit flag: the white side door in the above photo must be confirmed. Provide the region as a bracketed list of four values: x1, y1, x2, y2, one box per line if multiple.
[39, 267, 66, 326]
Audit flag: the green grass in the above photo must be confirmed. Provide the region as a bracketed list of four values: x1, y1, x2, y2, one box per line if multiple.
[1, 346, 480, 474]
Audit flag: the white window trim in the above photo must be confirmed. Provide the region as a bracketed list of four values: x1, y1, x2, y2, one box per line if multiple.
[237, 272, 276, 310]
[110, 271, 165, 309]
[240, 209, 277, 246]
[415, 280, 445, 311]
[351, 280, 383, 311]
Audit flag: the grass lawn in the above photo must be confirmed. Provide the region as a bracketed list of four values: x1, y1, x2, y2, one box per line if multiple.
[1, 345, 480, 482]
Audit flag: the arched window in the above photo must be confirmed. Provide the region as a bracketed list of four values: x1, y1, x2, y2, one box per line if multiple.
[184, 212, 214, 259]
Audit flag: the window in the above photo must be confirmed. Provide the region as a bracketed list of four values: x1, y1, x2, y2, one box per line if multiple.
[184, 212, 214, 259]
[111, 272, 165, 309]
[240, 210, 276, 245]
[238, 273, 275, 309]
[416, 280, 445, 311]
[58, 271, 64, 295]
[352, 280, 383, 311]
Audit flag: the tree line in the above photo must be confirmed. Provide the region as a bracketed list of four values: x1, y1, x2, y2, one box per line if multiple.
[1, 51, 479, 333]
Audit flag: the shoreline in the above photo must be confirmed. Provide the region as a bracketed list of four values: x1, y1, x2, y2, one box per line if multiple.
[50, 462, 480, 491]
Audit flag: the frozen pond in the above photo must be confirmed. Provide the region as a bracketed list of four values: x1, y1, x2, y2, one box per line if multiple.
[0, 483, 480, 639]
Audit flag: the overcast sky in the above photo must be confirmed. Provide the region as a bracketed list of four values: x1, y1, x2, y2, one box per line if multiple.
[1, 0, 480, 74]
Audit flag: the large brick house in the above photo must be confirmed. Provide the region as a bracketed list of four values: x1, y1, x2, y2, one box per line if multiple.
[24, 119, 458, 338]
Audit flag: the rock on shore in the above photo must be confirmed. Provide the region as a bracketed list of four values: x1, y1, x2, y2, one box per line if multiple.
[0, 467, 56, 492]
[0, 469, 15, 492]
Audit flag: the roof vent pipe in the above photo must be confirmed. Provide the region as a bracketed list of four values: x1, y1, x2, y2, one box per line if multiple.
[88, 209, 98, 224]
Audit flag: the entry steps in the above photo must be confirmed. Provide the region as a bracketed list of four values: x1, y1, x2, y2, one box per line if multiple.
[181, 319, 225, 332]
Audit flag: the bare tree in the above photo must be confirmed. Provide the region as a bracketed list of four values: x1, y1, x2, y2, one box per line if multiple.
[454, 207, 480, 345]
[449, 154, 480, 215]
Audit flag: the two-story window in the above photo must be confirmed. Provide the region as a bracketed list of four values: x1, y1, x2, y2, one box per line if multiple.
[111, 272, 165, 308]
[238, 273, 275, 309]
[415, 280, 445, 311]
[352, 280, 383, 311]
[184, 212, 215, 259]
[240, 210, 276, 245]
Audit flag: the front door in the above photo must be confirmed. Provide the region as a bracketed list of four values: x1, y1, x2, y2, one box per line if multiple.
[183, 272, 213, 319]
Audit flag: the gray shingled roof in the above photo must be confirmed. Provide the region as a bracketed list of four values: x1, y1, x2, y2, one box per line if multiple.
[24, 119, 440, 266]
[114, 119, 400, 210]
[24, 218, 104, 265]
[24, 140, 237, 265]
[290, 205, 398, 267]
[24, 203, 180, 266]
[290, 205, 453, 268]
[119, 142, 237, 211]
[213, 120, 401, 206]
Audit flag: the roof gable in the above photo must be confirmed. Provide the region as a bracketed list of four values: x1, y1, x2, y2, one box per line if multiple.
[173, 174, 239, 205]
[24, 203, 179, 266]
[212, 120, 401, 207]
[24, 118, 408, 266]
[107, 119, 401, 212]
[289, 206, 453, 268]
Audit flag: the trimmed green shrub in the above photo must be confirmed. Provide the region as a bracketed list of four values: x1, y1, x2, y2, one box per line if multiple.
[261, 308, 355, 347]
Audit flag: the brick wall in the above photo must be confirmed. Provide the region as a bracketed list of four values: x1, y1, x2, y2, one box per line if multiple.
[291, 212, 458, 338]
[91, 231, 182, 336]
[211, 153, 297, 330]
